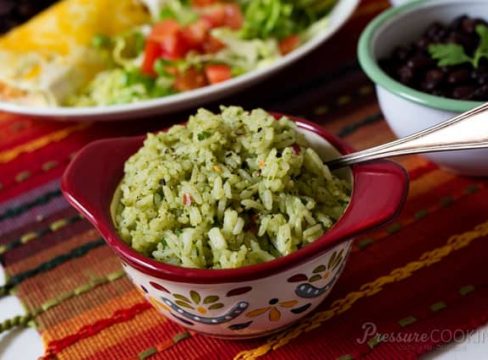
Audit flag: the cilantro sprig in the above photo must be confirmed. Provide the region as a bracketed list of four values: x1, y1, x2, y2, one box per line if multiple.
[429, 24, 488, 68]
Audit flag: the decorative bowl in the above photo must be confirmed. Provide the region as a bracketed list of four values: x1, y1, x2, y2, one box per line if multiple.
[61, 116, 408, 338]
[358, 0, 488, 176]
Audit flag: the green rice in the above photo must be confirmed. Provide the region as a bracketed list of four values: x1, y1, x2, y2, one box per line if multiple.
[114, 106, 350, 269]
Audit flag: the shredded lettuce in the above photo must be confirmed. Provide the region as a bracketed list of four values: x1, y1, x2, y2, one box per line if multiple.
[67, 68, 174, 106]
[189, 28, 281, 71]
[112, 29, 148, 68]
[159, 0, 197, 24]
[238, 0, 336, 40]
[140, 0, 197, 23]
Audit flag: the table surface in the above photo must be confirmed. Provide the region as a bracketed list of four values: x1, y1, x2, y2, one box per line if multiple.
[1, 269, 487, 360]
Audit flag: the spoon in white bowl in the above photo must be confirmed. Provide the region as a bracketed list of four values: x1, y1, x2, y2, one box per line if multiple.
[326, 102, 488, 170]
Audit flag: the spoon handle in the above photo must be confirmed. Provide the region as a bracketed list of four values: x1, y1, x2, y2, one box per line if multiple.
[326, 102, 488, 170]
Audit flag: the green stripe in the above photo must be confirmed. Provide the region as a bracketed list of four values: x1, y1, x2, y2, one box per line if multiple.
[0, 189, 62, 222]
[398, 316, 417, 327]
[459, 285, 475, 296]
[430, 302, 447, 312]
[0, 238, 105, 297]
[337, 112, 383, 138]
[0, 314, 33, 334]
[139, 347, 157, 360]
[367, 334, 382, 348]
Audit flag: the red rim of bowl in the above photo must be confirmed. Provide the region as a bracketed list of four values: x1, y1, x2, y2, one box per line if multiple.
[62, 115, 409, 284]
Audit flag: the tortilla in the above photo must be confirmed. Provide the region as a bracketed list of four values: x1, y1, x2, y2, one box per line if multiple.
[0, 0, 150, 106]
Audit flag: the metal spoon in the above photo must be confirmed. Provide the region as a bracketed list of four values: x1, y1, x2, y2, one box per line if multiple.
[326, 102, 488, 170]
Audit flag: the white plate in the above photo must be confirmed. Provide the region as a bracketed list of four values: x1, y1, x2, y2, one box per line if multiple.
[0, 0, 359, 121]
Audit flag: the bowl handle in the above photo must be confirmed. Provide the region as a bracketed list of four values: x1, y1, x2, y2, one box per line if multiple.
[323, 161, 409, 246]
[61, 136, 144, 231]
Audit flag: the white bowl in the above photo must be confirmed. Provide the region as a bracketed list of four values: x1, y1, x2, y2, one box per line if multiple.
[389, 0, 414, 6]
[0, 0, 359, 121]
[359, 0, 488, 176]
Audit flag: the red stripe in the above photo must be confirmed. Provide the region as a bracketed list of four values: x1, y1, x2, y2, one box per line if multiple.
[42, 301, 152, 359]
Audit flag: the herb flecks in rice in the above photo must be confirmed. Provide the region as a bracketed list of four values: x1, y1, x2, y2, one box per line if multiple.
[115, 106, 350, 269]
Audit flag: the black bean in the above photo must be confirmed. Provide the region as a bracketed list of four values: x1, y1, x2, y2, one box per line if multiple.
[416, 36, 432, 50]
[392, 45, 412, 62]
[0, 1, 15, 16]
[379, 15, 488, 101]
[447, 69, 470, 84]
[425, 22, 446, 40]
[473, 85, 488, 100]
[421, 69, 444, 90]
[452, 86, 476, 99]
[471, 69, 488, 85]
[461, 17, 477, 34]
[407, 55, 432, 70]
[450, 15, 469, 31]
[397, 66, 415, 84]
[426, 69, 444, 82]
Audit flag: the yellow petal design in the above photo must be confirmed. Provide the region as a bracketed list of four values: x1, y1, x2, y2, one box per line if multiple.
[246, 307, 270, 318]
[268, 307, 281, 322]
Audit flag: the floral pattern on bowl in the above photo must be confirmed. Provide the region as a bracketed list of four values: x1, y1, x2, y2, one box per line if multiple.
[124, 240, 352, 338]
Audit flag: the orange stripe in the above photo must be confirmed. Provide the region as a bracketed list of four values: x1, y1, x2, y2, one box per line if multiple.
[0, 113, 15, 122]
[0, 122, 90, 164]
[409, 169, 457, 199]
[40, 286, 143, 342]
[395, 155, 431, 172]
[17, 247, 122, 311]
[61, 307, 168, 360]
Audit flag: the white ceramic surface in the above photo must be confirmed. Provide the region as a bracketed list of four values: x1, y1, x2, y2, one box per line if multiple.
[389, 0, 414, 6]
[376, 86, 488, 176]
[0, 0, 359, 121]
[361, 0, 488, 176]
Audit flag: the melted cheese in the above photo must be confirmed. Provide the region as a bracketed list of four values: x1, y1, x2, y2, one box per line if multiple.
[0, 0, 149, 56]
[0, 0, 150, 106]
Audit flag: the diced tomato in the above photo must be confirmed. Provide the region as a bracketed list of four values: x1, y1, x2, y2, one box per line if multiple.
[201, 5, 226, 28]
[205, 64, 232, 84]
[141, 40, 162, 76]
[181, 19, 211, 50]
[202, 35, 225, 53]
[291, 143, 301, 155]
[199, 4, 243, 30]
[191, 0, 218, 6]
[279, 34, 300, 55]
[182, 193, 193, 206]
[223, 4, 243, 30]
[174, 67, 208, 91]
[149, 20, 189, 60]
